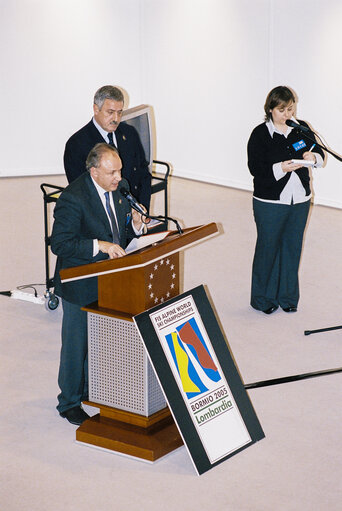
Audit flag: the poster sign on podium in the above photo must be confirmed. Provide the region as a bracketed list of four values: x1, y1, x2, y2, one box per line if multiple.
[133, 285, 265, 475]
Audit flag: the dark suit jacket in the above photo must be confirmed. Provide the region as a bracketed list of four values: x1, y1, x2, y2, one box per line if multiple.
[51, 172, 136, 306]
[64, 120, 151, 209]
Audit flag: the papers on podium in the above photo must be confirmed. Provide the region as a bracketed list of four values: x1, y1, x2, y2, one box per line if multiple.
[125, 230, 170, 254]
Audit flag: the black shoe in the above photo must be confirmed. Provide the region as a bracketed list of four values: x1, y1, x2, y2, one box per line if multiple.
[60, 406, 90, 425]
[263, 305, 278, 315]
[282, 307, 297, 313]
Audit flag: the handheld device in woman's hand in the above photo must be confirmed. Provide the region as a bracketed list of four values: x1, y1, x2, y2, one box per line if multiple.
[291, 159, 315, 167]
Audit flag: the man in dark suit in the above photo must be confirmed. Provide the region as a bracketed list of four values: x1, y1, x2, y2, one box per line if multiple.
[51, 143, 145, 425]
[64, 85, 151, 210]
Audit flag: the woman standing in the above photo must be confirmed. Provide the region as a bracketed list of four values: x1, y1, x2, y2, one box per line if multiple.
[247, 86, 324, 314]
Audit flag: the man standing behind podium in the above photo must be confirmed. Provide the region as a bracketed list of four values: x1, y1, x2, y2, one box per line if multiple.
[51, 143, 145, 425]
[64, 85, 152, 210]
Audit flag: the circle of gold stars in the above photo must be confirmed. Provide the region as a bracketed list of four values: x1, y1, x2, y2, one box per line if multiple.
[147, 258, 177, 304]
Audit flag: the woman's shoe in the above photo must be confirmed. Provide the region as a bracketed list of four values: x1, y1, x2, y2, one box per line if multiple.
[282, 307, 297, 313]
[263, 305, 279, 315]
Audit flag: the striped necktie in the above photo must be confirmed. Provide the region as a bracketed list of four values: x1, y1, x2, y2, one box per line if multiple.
[104, 191, 120, 244]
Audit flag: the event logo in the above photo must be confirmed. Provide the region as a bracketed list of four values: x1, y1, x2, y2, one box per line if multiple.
[165, 317, 221, 399]
[146, 292, 254, 466]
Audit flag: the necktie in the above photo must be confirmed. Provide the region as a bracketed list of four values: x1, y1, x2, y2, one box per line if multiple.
[107, 132, 116, 147]
[104, 191, 120, 244]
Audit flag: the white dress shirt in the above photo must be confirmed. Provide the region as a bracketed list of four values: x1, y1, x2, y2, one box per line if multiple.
[92, 117, 118, 146]
[90, 176, 143, 256]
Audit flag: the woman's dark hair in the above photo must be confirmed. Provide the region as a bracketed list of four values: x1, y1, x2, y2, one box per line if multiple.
[264, 86, 296, 121]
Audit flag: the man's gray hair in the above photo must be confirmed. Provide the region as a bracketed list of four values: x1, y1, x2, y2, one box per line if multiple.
[93, 85, 124, 109]
[86, 143, 119, 172]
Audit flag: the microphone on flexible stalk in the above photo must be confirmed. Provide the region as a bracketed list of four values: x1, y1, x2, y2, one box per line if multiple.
[287, 120, 342, 163]
[120, 188, 146, 216]
[120, 187, 183, 234]
[285, 119, 311, 132]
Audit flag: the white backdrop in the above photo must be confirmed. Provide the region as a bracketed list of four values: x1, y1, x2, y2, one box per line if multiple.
[0, 0, 144, 176]
[1, 0, 341, 207]
[142, 0, 342, 208]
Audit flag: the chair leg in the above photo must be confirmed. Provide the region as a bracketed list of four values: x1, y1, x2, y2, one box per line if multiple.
[164, 186, 168, 226]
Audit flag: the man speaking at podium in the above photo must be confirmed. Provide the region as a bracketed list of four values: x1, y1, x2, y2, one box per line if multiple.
[51, 143, 146, 425]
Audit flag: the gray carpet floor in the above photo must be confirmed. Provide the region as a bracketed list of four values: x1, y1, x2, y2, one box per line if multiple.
[1, 176, 341, 510]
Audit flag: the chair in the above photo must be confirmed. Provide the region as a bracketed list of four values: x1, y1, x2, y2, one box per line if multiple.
[150, 159, 171, 230]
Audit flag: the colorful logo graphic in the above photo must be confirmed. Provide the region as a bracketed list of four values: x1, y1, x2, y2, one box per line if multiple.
[165, 318, 221, 399]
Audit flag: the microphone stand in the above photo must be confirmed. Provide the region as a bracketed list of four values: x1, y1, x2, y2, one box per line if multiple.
[297, 128, 342, 162]
[143, 214, 183, 235]
[304, 324, 342, 336]
[121, 188, 183, 235]
[300, 128, 342, 334]
[245, 366, 342, 389]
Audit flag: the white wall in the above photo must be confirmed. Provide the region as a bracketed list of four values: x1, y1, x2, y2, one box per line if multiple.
[270, 0, 342, 208]
[0, 0, 143, 177]
[1, 0, 341, 207]
[142, 0, 270, 191]
[143, 0, 342, 208]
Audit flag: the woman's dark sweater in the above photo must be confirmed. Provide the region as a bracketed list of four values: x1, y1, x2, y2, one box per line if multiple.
[247, 121, 324, 200]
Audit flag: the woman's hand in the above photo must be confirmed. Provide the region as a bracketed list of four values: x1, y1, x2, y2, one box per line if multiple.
[302, 151, 317, 163]
[281, 160, 303, 173]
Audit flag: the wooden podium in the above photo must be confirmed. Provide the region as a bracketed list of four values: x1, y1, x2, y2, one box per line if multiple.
[60, 223, 218, 461]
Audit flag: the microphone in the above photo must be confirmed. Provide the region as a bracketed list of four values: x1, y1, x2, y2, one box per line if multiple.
[120, 187, 184, 234]
[120, 188, 146, 215]
[285, 119, 311, 132]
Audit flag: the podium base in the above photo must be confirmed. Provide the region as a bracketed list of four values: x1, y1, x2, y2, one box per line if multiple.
[76, 402, 183, 462]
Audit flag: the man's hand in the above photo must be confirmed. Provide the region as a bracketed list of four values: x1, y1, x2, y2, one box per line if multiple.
[98, 241, 126, 259]
[132, 205, 148, 231]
